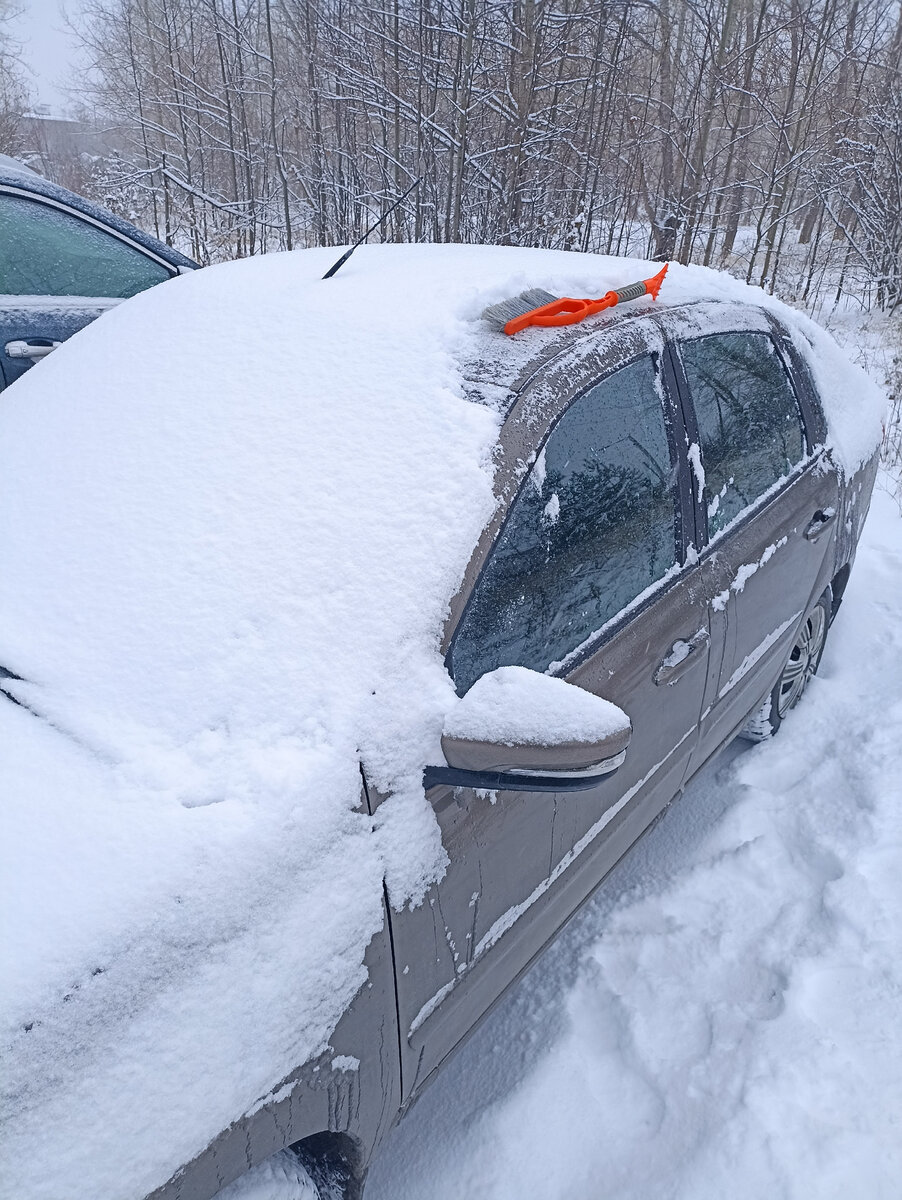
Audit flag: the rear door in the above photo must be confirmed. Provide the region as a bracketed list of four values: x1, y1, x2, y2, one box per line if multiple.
[0, 188, 176, 389]
[384, 325, 719, 1101]
[667, 308, 841, 767]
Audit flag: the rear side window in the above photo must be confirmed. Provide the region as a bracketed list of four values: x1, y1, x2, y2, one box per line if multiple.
[0, 192, 171, 298]
[679, 332, 806, 536]
[450, 355, 678, 693]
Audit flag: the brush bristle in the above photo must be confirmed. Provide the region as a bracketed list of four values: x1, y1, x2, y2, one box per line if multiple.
[481, 288, 558, 331]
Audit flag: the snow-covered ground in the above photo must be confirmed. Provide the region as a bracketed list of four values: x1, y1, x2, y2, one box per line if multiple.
[226, 477, 902, 1198]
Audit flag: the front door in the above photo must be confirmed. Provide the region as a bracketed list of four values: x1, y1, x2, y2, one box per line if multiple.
[384, 344, 718, 1101]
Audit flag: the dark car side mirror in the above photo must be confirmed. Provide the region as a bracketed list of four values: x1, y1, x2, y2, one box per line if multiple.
[424, 666, 631, 793]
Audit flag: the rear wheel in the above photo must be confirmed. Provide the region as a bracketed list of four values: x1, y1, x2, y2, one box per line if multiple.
[742, 596, 830, 741]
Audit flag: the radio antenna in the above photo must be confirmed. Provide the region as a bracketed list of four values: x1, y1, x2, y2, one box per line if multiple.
[322, 177, 422, 280]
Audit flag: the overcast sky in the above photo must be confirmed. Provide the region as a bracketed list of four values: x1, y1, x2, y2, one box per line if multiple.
[11, 0, 87, 111]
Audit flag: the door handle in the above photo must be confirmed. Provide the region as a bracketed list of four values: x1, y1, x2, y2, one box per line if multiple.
[803, 507, 837, 542]
[5, 339, 61, 361]
[654, 628, 710, 687]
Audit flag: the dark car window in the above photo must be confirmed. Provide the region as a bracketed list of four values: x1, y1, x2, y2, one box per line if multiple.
[0, 192, 171, 299]
[450, 355, 678, 693]
[679, 331, 806, 536]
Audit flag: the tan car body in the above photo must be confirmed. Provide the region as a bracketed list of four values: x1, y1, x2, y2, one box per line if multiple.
[154, 300, 877, 1200]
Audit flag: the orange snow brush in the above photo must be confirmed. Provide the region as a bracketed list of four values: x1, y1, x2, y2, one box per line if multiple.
[482, 263, 669, 335]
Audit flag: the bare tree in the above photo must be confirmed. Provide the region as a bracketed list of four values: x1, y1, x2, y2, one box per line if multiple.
[66, 0, 900, 309]
[0, 0, 29, 156]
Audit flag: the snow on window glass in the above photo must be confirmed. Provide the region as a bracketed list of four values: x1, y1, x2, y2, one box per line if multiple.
[451, 355, 677, 693]
[0, 193, 170, 298]
[679, 331, 805, 536]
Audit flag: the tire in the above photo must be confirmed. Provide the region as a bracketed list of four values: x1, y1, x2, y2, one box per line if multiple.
[741, 595, 830, 741]
[293, 1134, 364, 1200]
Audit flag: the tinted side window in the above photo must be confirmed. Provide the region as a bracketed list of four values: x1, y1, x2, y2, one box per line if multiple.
[450, 355, 677, 693]
[0, 193, 171, 298]
[679, 332, 806, 536]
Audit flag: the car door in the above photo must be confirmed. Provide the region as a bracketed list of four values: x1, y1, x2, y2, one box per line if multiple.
[668, 309, 841, 769]
[0, 188, 177, 389]
[382, 328, 719, 1101]
[0, 297, 122, 389]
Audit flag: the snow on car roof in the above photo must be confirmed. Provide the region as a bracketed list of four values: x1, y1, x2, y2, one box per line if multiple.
[0, 153, 40, 177]
[0, 243, 884, 1200]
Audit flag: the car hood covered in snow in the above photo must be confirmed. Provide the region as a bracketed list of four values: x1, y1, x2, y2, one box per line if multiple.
[0, 244, 885, 1200]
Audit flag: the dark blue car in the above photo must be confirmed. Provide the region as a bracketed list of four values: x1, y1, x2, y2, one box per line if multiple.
[0, 156, 197, 391]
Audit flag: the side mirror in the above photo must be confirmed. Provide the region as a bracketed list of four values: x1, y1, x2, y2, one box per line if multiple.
[425, 666, 631, 793]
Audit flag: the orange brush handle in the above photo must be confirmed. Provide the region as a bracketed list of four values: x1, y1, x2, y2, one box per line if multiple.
[533, 294, 617, 327]
[504, 295, 614, 335]
[504, 263, 669, 335]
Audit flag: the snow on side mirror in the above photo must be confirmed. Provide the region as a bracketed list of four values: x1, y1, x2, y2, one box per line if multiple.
[424, 666, 632, 793]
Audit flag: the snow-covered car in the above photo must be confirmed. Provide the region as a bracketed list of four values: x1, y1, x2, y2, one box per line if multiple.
[0, 245, 883, 1200]
[0, 154, 197, 390]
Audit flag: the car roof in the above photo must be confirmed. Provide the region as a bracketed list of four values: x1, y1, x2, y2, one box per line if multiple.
[455, 275, 766, 420]
[0, 153, 40, 177]
[0, 162, 198, 271]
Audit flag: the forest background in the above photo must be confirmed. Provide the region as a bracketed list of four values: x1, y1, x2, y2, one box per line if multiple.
[2, 0, 901, 474]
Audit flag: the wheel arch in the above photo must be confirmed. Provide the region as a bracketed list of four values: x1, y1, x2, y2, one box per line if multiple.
[829, 562, 851, 622]
[144, 908, 401, 1200]
[292, 1131, 367, 1200]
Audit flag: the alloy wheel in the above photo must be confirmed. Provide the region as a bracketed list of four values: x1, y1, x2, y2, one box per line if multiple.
[776, 603, 828, 718]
